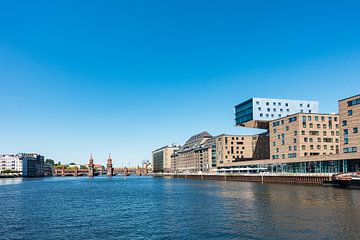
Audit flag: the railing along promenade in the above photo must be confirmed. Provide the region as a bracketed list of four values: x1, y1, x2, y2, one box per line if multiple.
[150, 172, 334, 185]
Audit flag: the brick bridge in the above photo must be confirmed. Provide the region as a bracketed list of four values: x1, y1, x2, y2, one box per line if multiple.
[54, 155, 148, 177]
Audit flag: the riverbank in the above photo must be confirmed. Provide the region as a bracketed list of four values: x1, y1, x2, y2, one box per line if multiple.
[151, 173, 333, 186]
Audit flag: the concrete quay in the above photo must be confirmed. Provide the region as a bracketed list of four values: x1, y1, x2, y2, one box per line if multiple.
[151, 173, 333, 186]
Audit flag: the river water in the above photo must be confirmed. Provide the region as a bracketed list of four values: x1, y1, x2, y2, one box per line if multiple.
[0, 176, 359, 239]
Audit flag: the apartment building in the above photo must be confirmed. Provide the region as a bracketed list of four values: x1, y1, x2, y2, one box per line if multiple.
[339, 95, 360, 156]
[152, 144, 180, 173]
[0, 154, 23, 172]
[269, 113, 340, 160]
[235, 97, 319, 127]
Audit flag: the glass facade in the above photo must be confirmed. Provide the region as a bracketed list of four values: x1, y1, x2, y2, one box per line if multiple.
[246, 159, 360, 174]
[235, 98, 253, 125]
[152, 150, 164, 173]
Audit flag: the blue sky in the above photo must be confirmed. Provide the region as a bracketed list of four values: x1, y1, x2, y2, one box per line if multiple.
[1, 0, 360, 166]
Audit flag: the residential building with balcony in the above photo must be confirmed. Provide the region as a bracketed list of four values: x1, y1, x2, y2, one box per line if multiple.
[0, 154, 23, 172]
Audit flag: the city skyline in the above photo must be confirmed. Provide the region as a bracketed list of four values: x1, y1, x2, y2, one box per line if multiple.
[1, 1, 360, 165]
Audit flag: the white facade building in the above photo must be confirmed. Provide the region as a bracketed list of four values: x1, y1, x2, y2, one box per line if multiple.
[235, 97, 319, 126]
[0, 154, 23, 172]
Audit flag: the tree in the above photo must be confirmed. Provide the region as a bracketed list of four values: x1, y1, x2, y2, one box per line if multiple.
[45, 159, 55, 165]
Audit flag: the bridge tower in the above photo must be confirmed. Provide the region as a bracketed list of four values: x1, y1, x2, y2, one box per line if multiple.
[88, 154, 95, 177]
[106, 153, 113, 177]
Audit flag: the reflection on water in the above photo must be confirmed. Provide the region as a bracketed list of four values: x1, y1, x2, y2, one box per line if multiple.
[0, 176, 359, 239]
[0, 177, 23, 186]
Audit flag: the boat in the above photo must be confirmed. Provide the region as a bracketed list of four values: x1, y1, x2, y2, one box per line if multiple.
[332, 172, 360, 189]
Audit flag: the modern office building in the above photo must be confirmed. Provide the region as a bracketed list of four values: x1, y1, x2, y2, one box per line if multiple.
[152, 144, 180, 173]
[21, 153, 45, 177]
[235, 97, 319, 127]
[0, 154, 23, 172]
[339, 94, 360, 156]
[269, 113, 340, 160]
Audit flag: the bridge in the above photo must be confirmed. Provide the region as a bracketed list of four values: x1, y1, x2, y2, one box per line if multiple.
[53, 155, 149, 177]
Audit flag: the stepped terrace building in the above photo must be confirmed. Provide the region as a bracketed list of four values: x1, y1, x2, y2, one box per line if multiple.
[174, 131, 213, 173]
[235, 97, 319, 128]
[269, 113, 340, 160]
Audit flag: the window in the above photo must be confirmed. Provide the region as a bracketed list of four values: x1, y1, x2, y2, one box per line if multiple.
[307, 104, 310, 108]
[315, 116, 319, 121]
[273, 108, 276, 112]
[273, 102, 276, 106]
[266, 102, 269, 106]
[347, 98, 360, 106]
[342, 120, 347, 126]
[267, 108, 270, 112]
[300, 103, 303, 107]
[344, 147, 358, 153]
[273, 128, 276, 133]
[289, 116, 297, 122]
[348, 110, 353, 116]
[258, 107, 261, 111]
[308, 116, 312, 121]
[354, 127, 358, 134]
[285, 103, 289, 107]
[278, 102, 281, 106]
[256, 101, 260, 105]
[260, 113, 263, 117]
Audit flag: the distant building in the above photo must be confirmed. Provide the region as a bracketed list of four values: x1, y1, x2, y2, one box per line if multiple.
[1, 153, 45, 177]
[0, 154, 22, 172]
[269, 113, 340, 160]
[152, 144, 181, 173]
[235, 97, 319, 127]
[20, 153, 45, 177]
[339, 95, 360, 156]
[44, 162, 54, 176]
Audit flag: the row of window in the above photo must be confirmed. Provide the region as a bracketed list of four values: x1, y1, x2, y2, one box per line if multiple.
[257, 101, 312, 108]
[347, 98, 360, 107]
[302, 123, 339, 129]
[258, 107, 290, 113]
[274, 144, 337, 152]
[272, 115, 337, 127]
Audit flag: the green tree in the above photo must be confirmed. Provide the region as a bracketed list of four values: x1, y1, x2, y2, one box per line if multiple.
[45, 159, 55, 165]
